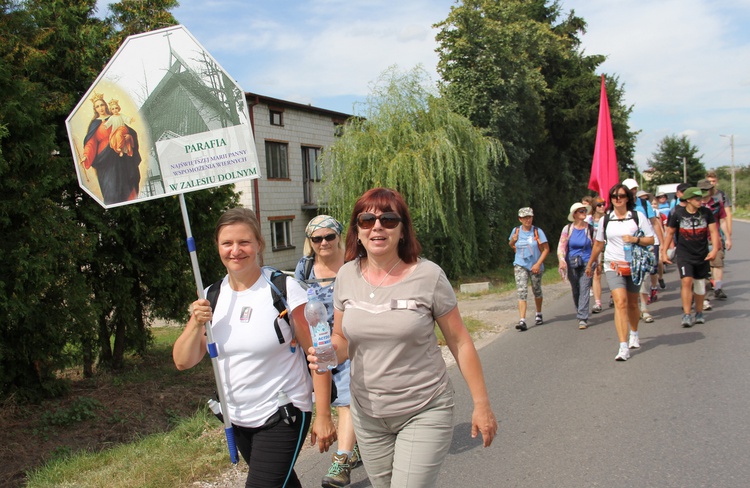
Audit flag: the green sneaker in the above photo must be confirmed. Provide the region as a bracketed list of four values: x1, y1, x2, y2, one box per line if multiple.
[349, 443, 362, 469]
[322, 452, 351, 488]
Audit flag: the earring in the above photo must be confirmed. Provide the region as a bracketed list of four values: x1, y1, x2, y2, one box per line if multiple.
[357, 238, 362, 245]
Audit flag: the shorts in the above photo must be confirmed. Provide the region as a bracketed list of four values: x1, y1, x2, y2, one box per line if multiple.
[677, 260, 711, 280]
[514, 265, 543, 302]
[710, 248, 725, 268]
[604, 268, 640, 294]
[331, 359, 351, 407]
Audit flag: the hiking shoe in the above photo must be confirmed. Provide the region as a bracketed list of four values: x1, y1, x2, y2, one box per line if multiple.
[714, 289, 727, 300]
[515, 320, 528, 331]
[592, 303, 602, 314]
[650, 288, 659, 303]
[703, 299, 712, 311]
[641, 311, 654, 323]
[629, 334, 640, 349]
[349, 443, 361, 469]
[681, 314, 693, 328]
[659, 278, 666, 289]
[694, 312, 705, 325]
[615, 345, 630, 361]
[322, 453, 351, 488]
[535, 314, 544, 325]
[578, 320, 588, 330]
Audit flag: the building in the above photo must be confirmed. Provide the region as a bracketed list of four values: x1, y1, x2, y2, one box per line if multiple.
[235, 93, 352, 271]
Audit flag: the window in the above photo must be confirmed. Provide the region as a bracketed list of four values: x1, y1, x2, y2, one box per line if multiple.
[270, 218, 294, 250]
[265, 141, 288, 179]
[302, 146, 322, 182]
[270, 109, 284, 126]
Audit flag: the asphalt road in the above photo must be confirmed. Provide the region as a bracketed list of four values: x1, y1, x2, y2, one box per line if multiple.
[292, 220, 750, 488]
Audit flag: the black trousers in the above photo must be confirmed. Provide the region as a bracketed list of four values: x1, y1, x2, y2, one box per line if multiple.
[234, 406, 311, 488]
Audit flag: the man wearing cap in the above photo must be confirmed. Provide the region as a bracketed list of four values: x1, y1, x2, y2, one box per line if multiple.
[698, 178, 732, 300]
[706, 170, 732, 236]
[509, 207, 550, 331]
[623, 179, 665, 322]
[655, 191, 671, 212]
[662, 187, 721, 327]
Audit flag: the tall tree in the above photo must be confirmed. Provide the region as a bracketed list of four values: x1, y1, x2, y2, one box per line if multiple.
[646, 134, 706, 187]
[435, 0, 637, 260]
[323, 66, 504, 277]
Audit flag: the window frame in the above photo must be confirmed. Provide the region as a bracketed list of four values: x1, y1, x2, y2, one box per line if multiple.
[265, 140, 289, 180]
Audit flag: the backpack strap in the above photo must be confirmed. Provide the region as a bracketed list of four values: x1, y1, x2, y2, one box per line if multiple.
[263, 267, 289, 345]
[300, 255, 335, 284]
[206, 279, 223, 313]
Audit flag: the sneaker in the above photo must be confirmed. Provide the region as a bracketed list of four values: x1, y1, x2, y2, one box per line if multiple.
[659, 278, 666, 289]
[592, 303, 602, 314]
[615, 345, 630, 361]
[515, 320, 528, 331]
[629, 334, 640, 349]
[703, 299, 712, 311]
[650, 288, 658, 303]
[349, 443, 361, 469]
[681, 313, 693, 328]
[694, 312, 705, 325]
[578, 320, 588, 330]
[535, 314, 544, 325]
[609, 296, 614, 308]
[641, 311, 654, 323]
[714, 289, 727, 300]
[322, 453, 351, 488]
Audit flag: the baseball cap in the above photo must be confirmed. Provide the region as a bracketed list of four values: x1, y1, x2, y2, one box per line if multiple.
[518, 207, 534, 217]
[622, 178, 639, 190]
[680, 187, 705, 201]
[697, 179, 714, 191]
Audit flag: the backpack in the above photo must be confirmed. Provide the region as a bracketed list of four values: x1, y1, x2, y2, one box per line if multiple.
[511, 225, 542, 252]
[299, 255, 336, 285]
[206, 267, 338, 403]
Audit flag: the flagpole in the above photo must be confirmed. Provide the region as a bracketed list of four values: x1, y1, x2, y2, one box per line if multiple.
[178, 193, 239, 464]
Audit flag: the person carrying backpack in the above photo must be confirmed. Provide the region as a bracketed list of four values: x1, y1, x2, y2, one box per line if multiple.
[173, 208, 336, 488]
[295, 215, 362, 488]
[557, 202, 596, 329]
[586, 184, 655, 361]
[509, 207, 550, 331]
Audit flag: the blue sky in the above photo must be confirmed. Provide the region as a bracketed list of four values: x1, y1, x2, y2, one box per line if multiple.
[97, 0, 750, 172]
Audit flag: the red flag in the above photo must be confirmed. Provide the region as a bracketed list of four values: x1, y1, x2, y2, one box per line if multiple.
[588, 75, 619, 205]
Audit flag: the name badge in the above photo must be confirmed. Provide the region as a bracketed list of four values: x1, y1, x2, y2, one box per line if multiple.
[240, 306, 252, 323]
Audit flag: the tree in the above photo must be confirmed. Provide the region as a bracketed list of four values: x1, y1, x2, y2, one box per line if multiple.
[435, 0, 637, 259]
[646, 134, 706, 187]
[323, 66, 504, 277]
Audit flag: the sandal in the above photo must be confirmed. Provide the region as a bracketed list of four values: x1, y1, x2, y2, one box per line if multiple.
[641, 311, 654, 323]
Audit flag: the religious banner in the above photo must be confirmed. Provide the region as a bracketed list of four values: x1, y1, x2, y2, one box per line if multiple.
[66, 25, 259, 208]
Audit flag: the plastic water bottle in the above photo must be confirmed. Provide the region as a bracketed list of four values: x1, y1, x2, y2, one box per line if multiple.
[624, 242, 632, 262]
[304, 288, 337, 373]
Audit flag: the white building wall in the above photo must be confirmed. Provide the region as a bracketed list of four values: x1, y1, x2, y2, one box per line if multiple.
[238, 97, 349, 272]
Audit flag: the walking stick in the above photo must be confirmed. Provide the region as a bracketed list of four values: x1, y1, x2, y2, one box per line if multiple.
[178, 193, 239, 464]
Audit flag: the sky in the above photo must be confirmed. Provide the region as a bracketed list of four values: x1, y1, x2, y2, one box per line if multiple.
[97, 0, 750, 172]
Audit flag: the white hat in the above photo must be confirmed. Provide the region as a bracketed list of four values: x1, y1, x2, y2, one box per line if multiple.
[622, 178, 638, 190]
[568, 202, 591, 222]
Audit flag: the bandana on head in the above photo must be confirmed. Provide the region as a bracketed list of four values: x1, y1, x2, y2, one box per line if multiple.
[305, 215, 343, 237]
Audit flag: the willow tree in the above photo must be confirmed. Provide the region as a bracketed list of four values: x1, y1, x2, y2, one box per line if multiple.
[323, 66, 505, 277]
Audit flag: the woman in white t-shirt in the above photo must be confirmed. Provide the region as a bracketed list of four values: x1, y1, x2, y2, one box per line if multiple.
[309, 188, 497, 488]
[173, 208, 336, 487]
[586, 184, 654, 362]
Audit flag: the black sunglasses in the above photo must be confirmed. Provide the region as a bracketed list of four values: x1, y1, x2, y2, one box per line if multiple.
[596, 202, 606, 207]
[611, 193, 629, 200]
[357, 212, 402, 230]
[310, 233, 337, 244]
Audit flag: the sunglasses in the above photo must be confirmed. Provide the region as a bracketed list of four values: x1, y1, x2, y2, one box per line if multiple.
[611, 193, 629, 200]
[357, 212, 402, 230]
[596, 202, 606, 207]
[310, 233, 337, 244]
[576, 208, 588, 213]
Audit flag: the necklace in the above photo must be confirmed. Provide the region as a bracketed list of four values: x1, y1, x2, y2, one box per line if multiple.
[365, 258, 401, 299]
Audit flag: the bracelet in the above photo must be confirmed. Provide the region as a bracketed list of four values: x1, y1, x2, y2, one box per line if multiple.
[637, 237, 641, 245]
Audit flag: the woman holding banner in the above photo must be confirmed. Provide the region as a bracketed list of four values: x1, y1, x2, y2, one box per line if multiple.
[173, 208, 336, 488]
[80, 92, 142, 205]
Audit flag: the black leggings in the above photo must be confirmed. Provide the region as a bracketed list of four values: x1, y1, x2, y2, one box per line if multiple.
[234, 407, 311, 488]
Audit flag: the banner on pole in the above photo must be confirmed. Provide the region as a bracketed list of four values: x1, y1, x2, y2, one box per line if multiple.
[66, 25, 260, 209]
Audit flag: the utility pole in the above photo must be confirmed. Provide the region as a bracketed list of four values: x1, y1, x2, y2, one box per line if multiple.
[720, 134, 736, 207]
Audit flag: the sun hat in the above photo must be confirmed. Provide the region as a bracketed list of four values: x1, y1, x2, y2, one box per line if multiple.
[655, 191, 667, 198]
[568, 202, 591, 221]
[680, 187, 705, 201]
[622, 178, 639, 190]
[518, 207, 534, 217]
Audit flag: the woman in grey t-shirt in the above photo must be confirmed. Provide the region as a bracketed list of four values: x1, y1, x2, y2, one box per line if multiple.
[309, 188, 497, 488]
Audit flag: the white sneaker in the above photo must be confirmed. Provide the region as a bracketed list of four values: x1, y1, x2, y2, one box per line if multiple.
[703, 299, 712, 311]
[615, 345, 630, 361]
[629, 334, 640, 349]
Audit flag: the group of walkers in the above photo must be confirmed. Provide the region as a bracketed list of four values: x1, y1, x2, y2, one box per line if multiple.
[509, 173, 733, 362]
[173, 187, 497, 488]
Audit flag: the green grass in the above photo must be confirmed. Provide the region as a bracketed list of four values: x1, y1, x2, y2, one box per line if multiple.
[26, 408, 228, 488]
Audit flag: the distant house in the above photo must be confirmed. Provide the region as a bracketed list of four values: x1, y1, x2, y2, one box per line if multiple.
[235, 93, 352, 271]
